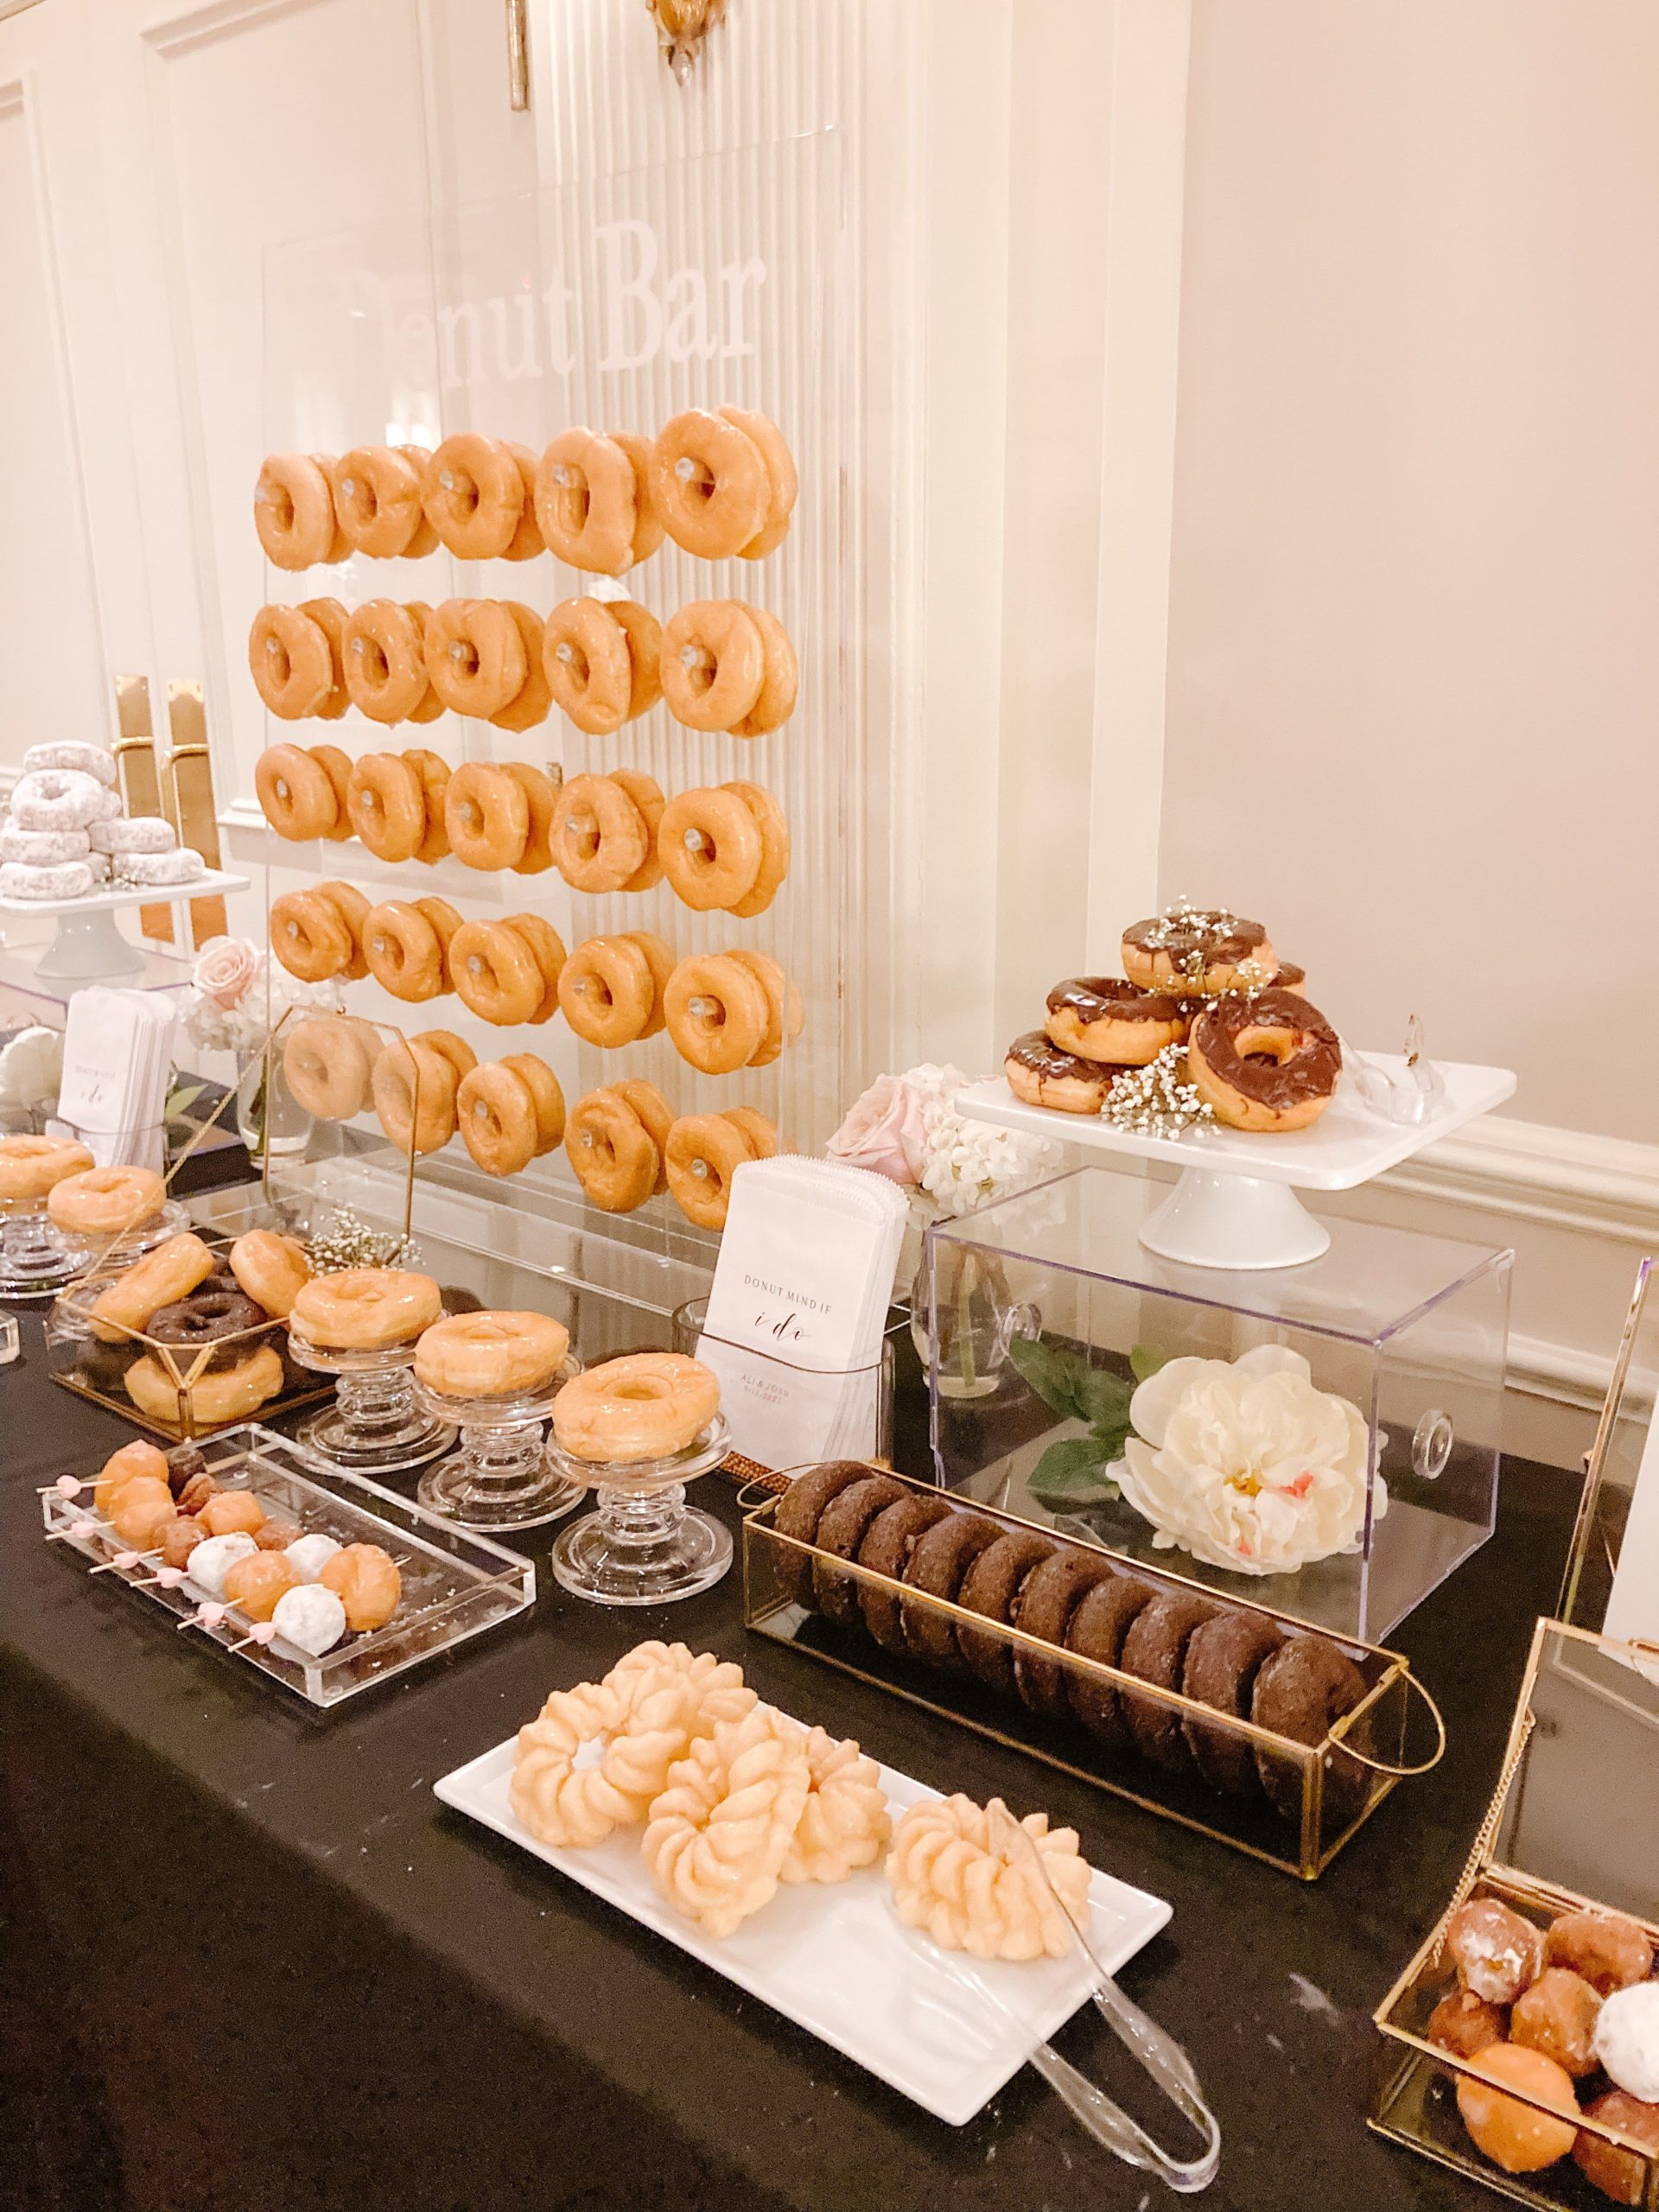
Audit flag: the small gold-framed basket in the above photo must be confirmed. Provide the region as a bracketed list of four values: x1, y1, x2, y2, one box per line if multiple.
[1372, 1618, 1659, 2208]
[741, 1466, 1440, 1879]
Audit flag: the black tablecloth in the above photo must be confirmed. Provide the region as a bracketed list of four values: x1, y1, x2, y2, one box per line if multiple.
[0, 1306, 1578, 2212]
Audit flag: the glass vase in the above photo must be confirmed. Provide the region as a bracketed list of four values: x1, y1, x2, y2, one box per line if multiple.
[908, 1220, 1039, 1402]
[236, 1046, 313, 1160]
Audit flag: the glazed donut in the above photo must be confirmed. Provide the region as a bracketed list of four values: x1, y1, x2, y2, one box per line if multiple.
[255, 744, 340, 840]
[657, 786, 761, 912]
[249, 605, 338, 719]
[0, 861, 93, 901]
[48, 1164, 165, 1237]
[319, 1541, 403, 1630]
[342, 601, 434, 724]
[0, 826, 90, 866]
[501, 911, 566, 1020]
[87, 817, 175, 856]
[282, 1014, 378, 1121]
[608, 432, 666, 568]
[725, 949, 803, 1066]
[717, 406, 798, 560]
[659, 601, 766, 733]
[293, 601, 349, 720]
[346, 752, 427, 861]
[88, 1231, 215, 1343]
[420, 435, 526, 561]
[1004, 1032, 1118, 1114]
[564, 1088, 659, 1212]
[1122, 906, 1276, 995]
[542, 598, 634, 734]
[489, 606, 553, 734]
[623, 930, 674, 1036]
[557, 935, 658, 1048]
[456, 1060, 541, 1176]
[363, 899, 448, 1001]
[1044, 977, 1186, 1065]
[1187, 987, 1342, 1134]
[652, 410, 769, 560]
[551, 1351, 720, 1465]
[270, 888, 353, 982]
[501, 1053, 565, 1152]
[330, 446, 424, 558]
[663, 953, 769, 1075]
[0, 1135, 93, 1204]
[607, 599, 664, 720]
[126, 1344, 285, 1428]
[372, 1036, 461, 1156]
[720, 781, 790, 918]
[404, 747, 453, 865]
[605, 767, 666, 893]
[10, 771, 105, 834]
[115, 849, 204, 889]
[308, 743, 355, 837]
[227, 1229, 312, 1319]
[730, 605, 798, 736]
[423, 601, 529, 720]
[664, 1114, 764, 1230]
[498, 444, 545, 564]
[612, 1080, 673, 1190]
[396, 448, 441, 557]
[289, 1264, 443, 1351]
[502, 762, 558, 874]
[448, 918, 544, 1026]
[22, 741, 116, 786]
[254, 453, 343, 569]
[416, 1028, 478, 1087]
[444, 761, 530, 870]
[551, 774, 649, 893]
[721, 1107, 779, 1160]
[533, 429, 639, 575]
[413, 1309, 570, 1398]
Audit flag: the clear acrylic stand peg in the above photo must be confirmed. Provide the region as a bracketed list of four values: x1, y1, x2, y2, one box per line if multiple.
[1351, 1014, 1447, 1128]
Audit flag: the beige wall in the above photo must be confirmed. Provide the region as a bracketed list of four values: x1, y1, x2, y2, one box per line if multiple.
[1161, 0, 1659, 1143]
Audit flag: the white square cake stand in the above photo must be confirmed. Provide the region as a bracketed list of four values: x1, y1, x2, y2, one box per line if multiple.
[957, 1053, 1516, 1270]
[0, 870, 248, 982]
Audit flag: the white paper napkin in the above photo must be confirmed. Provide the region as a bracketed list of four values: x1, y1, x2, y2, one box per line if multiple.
[54, 988, 176, 1169]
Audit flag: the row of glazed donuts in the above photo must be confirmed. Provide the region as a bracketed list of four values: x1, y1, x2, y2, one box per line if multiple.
[255, 410, 795, 575]
[257, 747, 789, 916]
[566, 1084, 778, 1229]
[250, 594, 797, 740]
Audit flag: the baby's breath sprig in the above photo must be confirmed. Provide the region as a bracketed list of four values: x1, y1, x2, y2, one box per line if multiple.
[1099, 1045, 1215, 1141]
[304, 1206, 421, 1274]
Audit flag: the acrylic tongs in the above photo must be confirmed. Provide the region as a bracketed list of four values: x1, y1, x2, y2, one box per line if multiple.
[959, 1805, 1222, 2192]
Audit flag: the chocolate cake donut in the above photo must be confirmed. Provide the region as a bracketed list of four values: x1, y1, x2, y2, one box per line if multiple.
[1119, 1592, 1217, 1773]
[1249, 1630, 1369, 1822]
[899, 1510, 1003, 1670]
[774, 1461, 877, 1606]
[856, 1491, 953, 1653]
[1043, 977, 1186, 1067]
[810, 1474, 907, 1627]
[1186, 987, 1341, 1135]
[1011, 1547, 1119, 1717]
[956, 1529, 1060, 1695]
[1180, 1609, 1286, 1797]
[1065, 1574, 1157, 1750]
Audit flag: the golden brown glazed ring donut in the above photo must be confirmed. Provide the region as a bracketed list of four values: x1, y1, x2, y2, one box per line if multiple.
[652, 410, 769, 560]
[255, 454, 342, 569]
[308, 745, 356, 838]
[346, 752, 428, 862]
[283, 1015, 378, 1121]
[609, 432, 666, 568]
[256, 744, 340, 839]
[331, 447, 424, 558]
[444, 761, 530, 870]
[499, 443, 544, 563]
[448, 919, 544, 1026]
[502, 1053, 565, 1153]
[665, 1113, 761, 1230]
[423, 601, 529, 719]
[551, 773, 649, 893]
[611, 1080, 672, 1192]
[543, 598, 633, 735]
[296, 601, 350, 721]
[249, 606, 335, 720]
[363, 900, 448, 1002]
[371, 1038, 460, 1157]
[726, 949, 803, 1067]
[270, 888, 353, 982]
[557, 936, 658, 1048]
[403, 748, 452, 864]
[663, 953, 770, 1075]
[502, 762, 559, 874]
[456, 1060, 540, 1177]
[420, 435, 526, 561]
[659, 601, 766, 733]
[730, 606, 798, 736]
[609, 768, 665, 893]
[721, 781, 790, 918]
[657, 786, 762, 912]
[534, 429, 639, 574]
[315, 880, 371, 981]
[718, 406, 798, 560]
[502, 911, 566, 1022]
[564, 1088, 659, 1212]
[607, 600, 664, 720]
[342, 601, 433, 723]
[490, 604, 553, 733]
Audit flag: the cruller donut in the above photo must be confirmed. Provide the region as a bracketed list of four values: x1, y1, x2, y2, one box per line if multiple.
[659, 601, 765, 733]
[1045, 977, 1186, 1065]
[254, 453, 344, 569]
[534, 429, 640, 575]
[657, 786, 761, 912]
[552, 773, 649, 893]
[420, 435, 527, 561]
[330, 446, 425, 558]
[652, 410, 770, 560]
[1186, 986, 1342, 1134]
[342, 601, 437, 724]
[663, 952, 769, 1075]
[423, 601, 528, 720]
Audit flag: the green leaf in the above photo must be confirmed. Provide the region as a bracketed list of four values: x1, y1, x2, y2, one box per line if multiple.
[1089, 1411, 1135, 1467]
[165, 1082, 207, 1120]
[1007, 1334, 1090, 1421]
[1077, 1366, 1132, 1431]
[1129, 1343, 1169, 1384]
[1027, 1434, 1122, 1507]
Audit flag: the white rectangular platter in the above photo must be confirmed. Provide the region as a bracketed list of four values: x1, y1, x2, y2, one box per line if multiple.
[0, 867, 247, 918]
[958, 1053, 1516, 1192]
[435, 1733, 1172, 2126]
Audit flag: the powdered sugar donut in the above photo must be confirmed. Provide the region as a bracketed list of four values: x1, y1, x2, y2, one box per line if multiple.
[22, 742, 117, 786]
[85, 852, 111, 884]
[0, 861, 94, 900]
[117, 848, 204, 887]
[89, 816, 175, 856]
[89, 785, 122, 822]
[0, 827, 90, 865]
[10, 771, 105, 833]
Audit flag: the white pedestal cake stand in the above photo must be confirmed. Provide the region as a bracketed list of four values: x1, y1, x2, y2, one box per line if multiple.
[0, 871, 248, 982]
[957, 1053, 1516, 1271]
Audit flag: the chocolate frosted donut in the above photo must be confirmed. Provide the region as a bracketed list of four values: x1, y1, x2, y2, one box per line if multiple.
[149, 1287, 266, 1371]
[810, 1475, 906, 1628]
[956, 1529, 1060, 1694]
[1010, 1547, 1118, 1717]
[1120, 1593, 1217, 1773]
[1250, 1631, 1369, 1823]
[856, 1491, 952, 1653]
[899, 1511, 1003, 1670]
[1003, 1032, 1116, 1116]
[1122, 906, 1274, 994]
[1044, 977, 1186, 1067]
[1180, 1610, 1286, 1797]
[774, 1461, 876, 1607]
[1065, 1575, 1156, 1750]
[1187, 987, 1342, 1135]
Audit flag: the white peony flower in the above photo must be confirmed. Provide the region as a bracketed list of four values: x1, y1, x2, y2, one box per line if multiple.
[1114, 1344, 1384, 1576]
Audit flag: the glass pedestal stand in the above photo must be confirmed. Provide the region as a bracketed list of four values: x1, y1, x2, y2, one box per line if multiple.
[412, 1363, 587, 1531]
[0, 1206, 80, 1299]
[547, 1414, 734, 1607]
[289, 1334, 454, 1474]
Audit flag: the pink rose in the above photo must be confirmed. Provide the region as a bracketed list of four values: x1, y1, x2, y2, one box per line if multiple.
[194, 936, 257, 1011]
[826, 1074, 931, 1185]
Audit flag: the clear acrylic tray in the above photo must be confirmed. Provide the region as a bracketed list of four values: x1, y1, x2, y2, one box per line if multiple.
[41, 1423, 534, 1706]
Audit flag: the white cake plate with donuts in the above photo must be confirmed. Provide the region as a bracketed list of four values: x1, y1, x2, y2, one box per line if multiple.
[957, 1053, 1516, 1271]
[0, 870, 247, 982]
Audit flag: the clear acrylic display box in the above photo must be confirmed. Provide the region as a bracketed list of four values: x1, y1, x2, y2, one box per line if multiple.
[923, 1167, 1512, 1644]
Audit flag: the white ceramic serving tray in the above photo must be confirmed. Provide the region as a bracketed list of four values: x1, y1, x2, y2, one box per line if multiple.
[435, 1727, 1172, 2125]
[0, 867, 246, 918]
